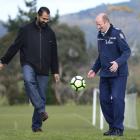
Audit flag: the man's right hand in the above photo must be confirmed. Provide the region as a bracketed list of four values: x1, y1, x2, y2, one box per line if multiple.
[0, 63, 5, 70]
[87, 70, 96, 78]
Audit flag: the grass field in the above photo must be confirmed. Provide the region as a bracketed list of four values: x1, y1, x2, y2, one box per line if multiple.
[0, 98, 140, 140]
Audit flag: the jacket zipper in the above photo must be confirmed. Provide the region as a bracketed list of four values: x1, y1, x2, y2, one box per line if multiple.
[39, 29, 42, 70]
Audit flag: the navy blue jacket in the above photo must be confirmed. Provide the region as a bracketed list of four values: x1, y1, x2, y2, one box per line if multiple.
[92, 24, 131, 77]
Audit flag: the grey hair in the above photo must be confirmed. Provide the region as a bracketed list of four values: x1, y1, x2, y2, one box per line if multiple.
[102, 14, 110, 23]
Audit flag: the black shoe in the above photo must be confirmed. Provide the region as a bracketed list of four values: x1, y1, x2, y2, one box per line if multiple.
[103, 128, 114, 136]
[110, 128, 123, 136]
[40, 112, 48, 122]
[32, 128, 43, 132]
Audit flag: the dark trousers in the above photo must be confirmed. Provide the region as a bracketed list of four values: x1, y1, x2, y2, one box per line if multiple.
[99, 76, 127, 130]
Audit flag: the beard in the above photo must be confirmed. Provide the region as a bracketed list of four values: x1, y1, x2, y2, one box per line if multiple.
[38, 21, 47, 28]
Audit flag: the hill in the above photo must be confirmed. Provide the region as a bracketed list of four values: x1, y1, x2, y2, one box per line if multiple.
[60, 0, 140, 53]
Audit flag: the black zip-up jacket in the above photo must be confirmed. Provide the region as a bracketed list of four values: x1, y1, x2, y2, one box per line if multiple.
[0, 20, 59, 75]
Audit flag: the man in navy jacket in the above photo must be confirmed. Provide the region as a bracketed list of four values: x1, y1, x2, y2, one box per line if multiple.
[87, 13, 131, 136]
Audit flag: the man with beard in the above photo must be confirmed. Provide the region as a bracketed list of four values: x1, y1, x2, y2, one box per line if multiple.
[0, 7, 59, 132]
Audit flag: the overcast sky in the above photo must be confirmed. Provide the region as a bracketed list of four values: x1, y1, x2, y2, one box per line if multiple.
[0, 0, 130, 21]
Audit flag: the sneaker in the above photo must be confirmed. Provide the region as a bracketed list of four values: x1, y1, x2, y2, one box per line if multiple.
[103, 128, 114, 136]
[40, 112, 48, 122]
[32, 128, 43, 132]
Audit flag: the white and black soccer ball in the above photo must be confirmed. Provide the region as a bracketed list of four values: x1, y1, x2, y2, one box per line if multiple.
[70, 76, 86, 91]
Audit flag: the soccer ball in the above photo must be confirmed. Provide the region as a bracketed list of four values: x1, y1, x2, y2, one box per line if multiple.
[70, 76, 86, 91]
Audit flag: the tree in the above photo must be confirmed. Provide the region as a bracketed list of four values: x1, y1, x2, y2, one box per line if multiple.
[2, 0, 59, 32]
[52, 24, 88, 104]
[0, 0, 88, 105]
[3, 0, 37, 32]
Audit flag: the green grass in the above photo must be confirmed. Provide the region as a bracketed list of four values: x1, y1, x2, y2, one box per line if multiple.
[0, 99, 140, 140]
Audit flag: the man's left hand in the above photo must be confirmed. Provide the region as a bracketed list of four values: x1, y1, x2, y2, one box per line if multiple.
[109, 61, 118, 72]
[54, 74, 60, 83]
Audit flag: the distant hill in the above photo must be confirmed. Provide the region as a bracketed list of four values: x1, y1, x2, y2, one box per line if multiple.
[0, 0, 139, 53]
[0, 23, 6, 38]
[60, 0, 140, 54]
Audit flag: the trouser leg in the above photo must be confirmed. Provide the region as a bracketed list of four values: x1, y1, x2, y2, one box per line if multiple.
[99, 77, 114, 128]
[110, 76, 127, 130]
[32, 75, 48, 130]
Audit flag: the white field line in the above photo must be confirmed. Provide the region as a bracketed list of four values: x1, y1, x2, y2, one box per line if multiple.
[72, 113, 92, 126]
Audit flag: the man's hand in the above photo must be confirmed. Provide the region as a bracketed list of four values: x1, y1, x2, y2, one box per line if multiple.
[0, 63, 5, 70]
[54, 74, 60, 83]
[87, 70, 96, 78]
[109, 61, 118, 72]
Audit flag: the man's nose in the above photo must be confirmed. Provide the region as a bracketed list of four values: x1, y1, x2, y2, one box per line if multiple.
[97, 25, 100, 29]
[97, 26, 100, 30]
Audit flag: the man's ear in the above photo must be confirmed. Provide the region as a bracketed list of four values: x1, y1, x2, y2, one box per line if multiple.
[36, 14, 39, 20]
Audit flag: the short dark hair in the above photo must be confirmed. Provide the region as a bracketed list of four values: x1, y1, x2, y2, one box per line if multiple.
[38, 7, 50, 16]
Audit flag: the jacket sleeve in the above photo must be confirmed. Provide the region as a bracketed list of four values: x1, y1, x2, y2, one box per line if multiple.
[91, 55, 101, 73]
[115, 31, 131, 66]
[50, 32, 59, 74]
[0, 27, 24, 64]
